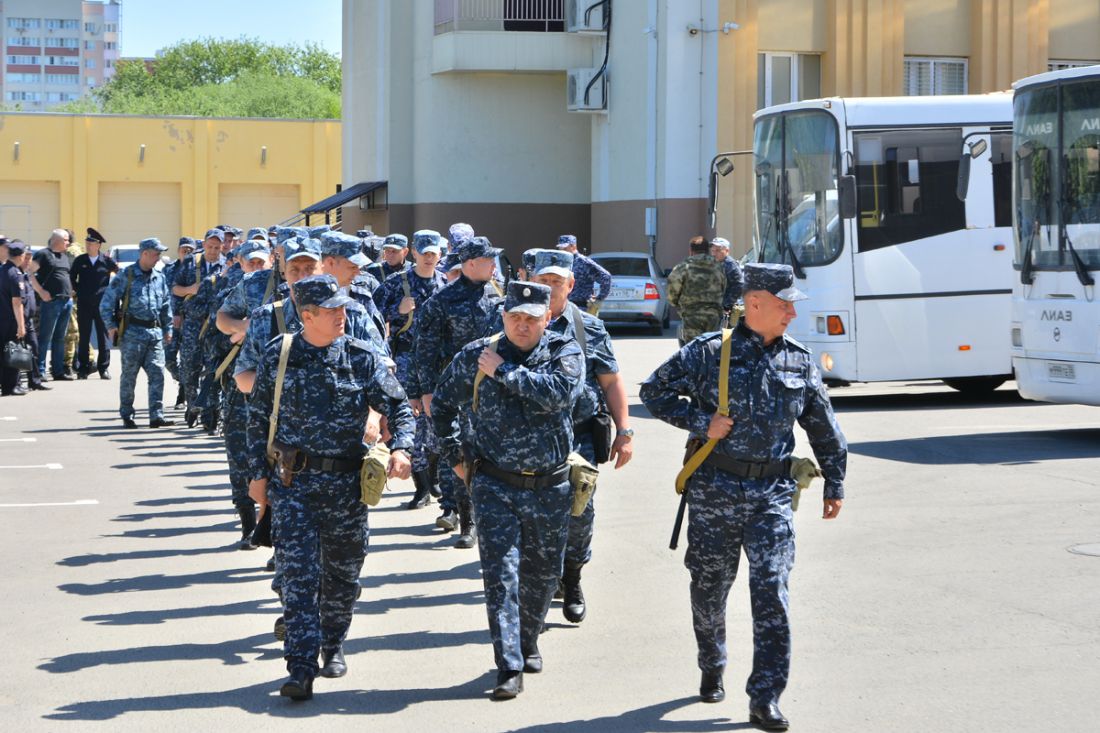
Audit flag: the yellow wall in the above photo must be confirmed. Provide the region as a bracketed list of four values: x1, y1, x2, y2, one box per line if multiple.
[0, 113, 341, 244]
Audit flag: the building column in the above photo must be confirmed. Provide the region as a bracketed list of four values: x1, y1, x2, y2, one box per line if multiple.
[970, 0, 1049, 94]
[824, 0, 905, 97]
[715, 0, 758, 254]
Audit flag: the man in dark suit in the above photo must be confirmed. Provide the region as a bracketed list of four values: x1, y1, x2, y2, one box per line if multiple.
[69, 227, 119, 379]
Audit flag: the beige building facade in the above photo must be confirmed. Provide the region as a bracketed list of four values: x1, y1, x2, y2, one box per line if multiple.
[342, 0, 1100, 266]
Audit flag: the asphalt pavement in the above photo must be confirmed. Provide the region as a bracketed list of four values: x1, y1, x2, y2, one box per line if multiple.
[1, 328, 1098, 732]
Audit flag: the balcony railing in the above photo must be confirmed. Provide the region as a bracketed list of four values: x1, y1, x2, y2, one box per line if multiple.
[434, 0, 565, 34]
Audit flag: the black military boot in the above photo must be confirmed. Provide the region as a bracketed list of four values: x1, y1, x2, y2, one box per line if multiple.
[174, 385, 186, 409]
[562, 561, 587, 623]
[426, 454, 442, 498]
[279, 667, 314, 701]
[405, 470, 432, 510]
[700, 669, 725, 703]
[455, 500, 477, 549]
[237, 504, 258, 550]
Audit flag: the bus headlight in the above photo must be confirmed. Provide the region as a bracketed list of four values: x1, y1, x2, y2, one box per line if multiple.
[822, 352, 834, 372]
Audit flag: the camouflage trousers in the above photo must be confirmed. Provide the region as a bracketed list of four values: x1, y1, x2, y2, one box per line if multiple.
[164, 325, 183, 381]
[472, 472, 572, 672]
[411, 412, 438, 473]
[222, 387, 251, 508]
[684, 465, 796, 705]
[117, 328, 166, 421]
[271, 469, 369, 674]
[565, 434, 597, 566]
[677, 307, 723, 347]
[179, 318, 205, 409]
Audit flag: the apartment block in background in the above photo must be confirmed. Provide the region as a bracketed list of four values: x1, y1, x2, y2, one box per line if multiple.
[2, 0, 120, 110]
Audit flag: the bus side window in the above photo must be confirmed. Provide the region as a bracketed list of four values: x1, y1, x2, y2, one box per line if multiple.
[855, 128, 966, 251]
[991, 132, 1013, 228]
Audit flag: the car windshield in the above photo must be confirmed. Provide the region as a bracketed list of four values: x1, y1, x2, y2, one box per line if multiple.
[115, 249, 140, 264]
[595, 256, 651, 277]
[754, 109, 843, 268]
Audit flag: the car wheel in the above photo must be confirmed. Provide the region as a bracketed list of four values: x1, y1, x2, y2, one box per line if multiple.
[661, 307, 670, 329]
[648, 320, 664, 336]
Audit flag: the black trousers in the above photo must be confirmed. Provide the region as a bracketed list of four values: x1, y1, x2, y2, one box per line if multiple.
[24, 326, 42, 388]
[76, 298, 110, 374]
[0, 322, 17, 394]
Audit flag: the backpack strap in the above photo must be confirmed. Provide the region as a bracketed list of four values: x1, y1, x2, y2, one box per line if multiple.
[471, 332, 504, 412]
[674, 328, 733, 494]
[117, 266, 135, 340]
[394, 271, 415, 336]
[266, 333, 294, 458]
[567, 303, 588, 354]
[271, 299, 288, 335]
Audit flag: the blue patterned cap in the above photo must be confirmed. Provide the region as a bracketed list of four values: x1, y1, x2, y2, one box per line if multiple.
[556, 234, 577, 248]
[440, 253, 462, 272]
[382, 234, 408, 250]
[504, 280, 551, 318]
[412, 229, 442, 254]
[307, 225, 331, 238]
[177, 237, 197, 250]
[204, 228, 225, 242]
[522, 248, 548, 273]
[743, 263, 807, 302]
[139, 237, 167, 252]
[293, 274, 354, 309]
[534, 249, 574, 278]
[458, 236, 502, 262]
[320, 231, 369, 266]
[448, 222, 475, 247]
[274, 226, 306, 245]
[239, 240, 271, 260]
[246, 227, 269, 242]
[286, 237, 321, 261]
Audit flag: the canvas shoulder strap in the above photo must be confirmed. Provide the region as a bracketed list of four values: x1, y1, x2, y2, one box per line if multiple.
[266, 333, 294, 457]
[118, 266, 135, 338]
[471, 332, 504, 412]
[674, 328, 733, 494]
[272, 299, 287, 335]
[567, 303, 587, 354]
[260, 269, 276, 305]
[394, 271, 415, 336]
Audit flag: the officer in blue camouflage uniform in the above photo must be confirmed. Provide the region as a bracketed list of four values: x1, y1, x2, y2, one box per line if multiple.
[173, 228, 227, 427]
[99, 238, 174, 429]
[639, 263, 846, 731]
[414, 236, 505, 542]
[531, 249, 634, 625]
[365, 233, 410, 287]
[375, 230, 447, 510]
[246, 274, 414, 702]
[555, 235, 613, 314]
[213, 239, 276, 549]
[164, 237, 196, 406]
[710, 237, 745, 321]
[319, 232, 388, 340]
[431, 280, 584, 700]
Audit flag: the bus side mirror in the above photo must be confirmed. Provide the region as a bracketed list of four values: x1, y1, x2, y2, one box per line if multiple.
[838, 175, 857, 219]
[956, 154, 971, 201]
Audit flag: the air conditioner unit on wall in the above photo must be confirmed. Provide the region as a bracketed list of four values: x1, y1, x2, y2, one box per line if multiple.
[567, 68, 607, 112]
[566, 0, 608, 34]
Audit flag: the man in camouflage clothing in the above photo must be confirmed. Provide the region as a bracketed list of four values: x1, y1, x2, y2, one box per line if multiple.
[639, 263, 846, 731]
[319, 231, 388, 341]
[431, 280, 584, 700]
[99, 238, 174, 429]
[555, 235, 612, 314]
[374, 230, 447, 510]
[667, 236, 727, 346]
[172, 228, 227, 427]
[246, 274, 414, 702]
[414, 236, 505, 544]
[164, 237, 197, 406]
[531, 249, 634, 625]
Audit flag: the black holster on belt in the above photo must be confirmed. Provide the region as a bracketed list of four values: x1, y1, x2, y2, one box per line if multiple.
[590, 409, 614, 464]
[268, 440, 305, 488]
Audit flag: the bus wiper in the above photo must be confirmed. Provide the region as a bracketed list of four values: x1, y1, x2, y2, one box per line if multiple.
[776, 179, 806, 279]
[1058, 176, 1096, 287]
[1018, 210, 1036, 285]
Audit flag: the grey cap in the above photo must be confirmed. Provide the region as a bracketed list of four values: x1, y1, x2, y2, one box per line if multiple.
[293, 274, 354, 309]
[239, 240, 271, 260]
[504, 280, 551, 318]
[139, 237, 168, 253]
[246, 227, 269, 242]
[382, 234, 409, 250]
[743, 263, 807, 302]
[534, 249, 574, 278]
[204, 228, 225, 242]
[710, 237, 731, 250]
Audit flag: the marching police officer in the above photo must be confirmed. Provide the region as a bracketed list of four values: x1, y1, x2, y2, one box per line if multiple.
[246, 274, 414, 702]
[639, 263, 846, 731]
[172, 228, 227, 427]
[99, 238, 174, 429]
[165, 237, 197, 406]
[431, 280, 584, 700]
[414, 236, 505, 545]
[374, 230, 448, 509]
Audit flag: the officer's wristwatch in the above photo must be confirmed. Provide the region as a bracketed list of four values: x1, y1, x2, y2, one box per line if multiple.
[616, 428, 635, 440]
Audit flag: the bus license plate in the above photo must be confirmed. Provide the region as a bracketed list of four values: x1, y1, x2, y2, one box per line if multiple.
[1048, 362, 1076, 382]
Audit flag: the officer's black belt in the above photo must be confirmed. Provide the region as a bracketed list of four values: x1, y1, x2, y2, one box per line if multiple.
[476, 460, 570, 490]
[127, 316, 160, 328]
[704, 453, 790, 480]
[301, 453, 362, 473]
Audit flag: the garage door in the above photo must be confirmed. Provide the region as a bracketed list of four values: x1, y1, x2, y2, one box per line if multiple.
[0, 181, 60, 247]
[98, 182, 182, 249]
[218, 184, 300, 230]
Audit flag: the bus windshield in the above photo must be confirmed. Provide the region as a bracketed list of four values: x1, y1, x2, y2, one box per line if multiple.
[754, 109, 842, 269]
[1015, 78, 1100, 271]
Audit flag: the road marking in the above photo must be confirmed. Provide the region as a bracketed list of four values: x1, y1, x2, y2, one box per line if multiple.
[0, 463, 62, 469]
[0, 438, 36, 443]
[0, 416, 16, 421]
[0, 500, 98, 508]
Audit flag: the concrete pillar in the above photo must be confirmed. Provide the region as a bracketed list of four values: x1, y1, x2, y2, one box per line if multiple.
[971, 0, 1049, 93]
[824, 0, 905, 97]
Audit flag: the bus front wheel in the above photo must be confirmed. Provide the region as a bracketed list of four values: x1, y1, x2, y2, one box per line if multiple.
[942, 376, 1008, 394]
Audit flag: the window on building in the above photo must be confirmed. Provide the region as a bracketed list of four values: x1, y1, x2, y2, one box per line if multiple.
[7, 36, 39, 46]
[45, 55, 79, 66]
[757, 53, 822, 110]
[84, 22, 97, 33]
[903, 57, 968, 96]
[1049, 60, 1100, 72]
[84, 58, 95, 69]
[103, 41, 116, 50]
[7, 55, 40, 65]
[104, 23, 118, 33]
[6, 72, 40, 83]
[7, 18, 41, 30]
[87, 77, 96, 87]
[6, 91, 41, 101]
[52, 38, 80, 49]
[84, 40, 94, 49]
[104, 59, 113, 69]
[45, 73, 78, 85]
[854, 127, 967, 250]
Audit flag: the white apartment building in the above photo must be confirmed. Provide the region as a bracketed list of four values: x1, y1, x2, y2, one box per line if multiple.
[1, 0, 121, 110]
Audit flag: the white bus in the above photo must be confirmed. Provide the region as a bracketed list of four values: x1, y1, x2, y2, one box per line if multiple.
[748, 93, 1015, 393]
[1008, 66, 1100, 406]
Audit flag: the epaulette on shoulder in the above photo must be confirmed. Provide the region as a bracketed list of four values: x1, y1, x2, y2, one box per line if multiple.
[783, 333, 811, 354]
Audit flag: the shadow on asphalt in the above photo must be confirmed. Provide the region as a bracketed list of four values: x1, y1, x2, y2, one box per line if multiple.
[506, 697, 755, 732]
[828, 387, 1029, 413]
[57, 545, 234, 567]
[849, 427, 1100, 466]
